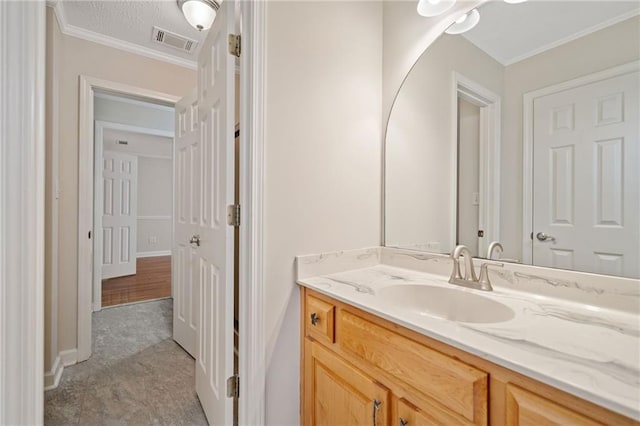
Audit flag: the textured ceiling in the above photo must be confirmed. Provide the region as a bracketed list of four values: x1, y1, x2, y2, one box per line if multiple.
[463, 0, 639, 65]
[60, 0, 208, 61]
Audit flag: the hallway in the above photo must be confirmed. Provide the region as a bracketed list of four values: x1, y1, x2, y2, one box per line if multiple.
[45, 300, 207, 425]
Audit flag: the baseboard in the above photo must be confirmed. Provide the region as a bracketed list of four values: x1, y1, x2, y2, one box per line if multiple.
[44, 349, 78, 391]
[136, 250, 171, 258]
[44, 356, 62, 391]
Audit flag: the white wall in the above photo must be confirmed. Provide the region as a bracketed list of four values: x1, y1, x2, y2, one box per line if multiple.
[264, 2, 382, 424]
[103, 128, 173, 256]
[385, 34, 503, 253]
[95, 94, 175, 132]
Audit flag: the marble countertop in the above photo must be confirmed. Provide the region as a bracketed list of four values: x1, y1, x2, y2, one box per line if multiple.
[297, 263, 640, 420]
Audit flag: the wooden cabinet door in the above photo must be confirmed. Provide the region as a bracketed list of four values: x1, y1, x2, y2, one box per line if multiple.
[505, 384, 603, 426]
[307, 340, 389, 426]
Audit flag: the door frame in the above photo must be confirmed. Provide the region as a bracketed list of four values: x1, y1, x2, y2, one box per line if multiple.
[521, 60, 640, 264]
[77, 76, 179, 362]
[452, 72, 502, 257]
[92, 120, 175, 312]
[0, 1, 45, 423]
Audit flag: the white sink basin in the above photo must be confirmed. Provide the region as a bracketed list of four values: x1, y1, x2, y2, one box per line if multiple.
[379, 284, 515, 324]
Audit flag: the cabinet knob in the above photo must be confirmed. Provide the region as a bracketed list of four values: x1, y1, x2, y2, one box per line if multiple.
[310, 312, 319, 326]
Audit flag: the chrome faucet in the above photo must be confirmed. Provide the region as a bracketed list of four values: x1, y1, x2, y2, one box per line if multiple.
[487, 241, 503, 260]
[449, 245, 502, 291]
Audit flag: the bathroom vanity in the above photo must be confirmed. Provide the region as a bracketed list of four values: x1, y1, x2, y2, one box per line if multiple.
[296, 248, 639, 425]
[296, 1, 640, 424]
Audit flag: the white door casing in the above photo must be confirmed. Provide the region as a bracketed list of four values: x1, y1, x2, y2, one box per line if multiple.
[173, 91, 200, 357]
[100, 151, 138, 279]
[532, 70, 639, 278]
[194, 1, 236, 423]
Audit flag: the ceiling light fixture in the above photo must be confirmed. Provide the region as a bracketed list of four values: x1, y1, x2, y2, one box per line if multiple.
[177, 0, 220, 31]
[504, 0, 528, 3]
[445, 9, 480, 34]
[417, 0, 457, 18]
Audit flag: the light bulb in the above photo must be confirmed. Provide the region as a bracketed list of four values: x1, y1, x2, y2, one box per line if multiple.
[445, 8, 480, 35]
[417, 0, 456, 17]
[455, 13, 468, 24]
[181, 0, 217, 31]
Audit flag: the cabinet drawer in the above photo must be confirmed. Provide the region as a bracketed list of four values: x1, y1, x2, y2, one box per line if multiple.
[338, 310, 488, 425]
[305, 295, 335, 344]
[505, 384, 603, 426]
[398, 397, 473, 426]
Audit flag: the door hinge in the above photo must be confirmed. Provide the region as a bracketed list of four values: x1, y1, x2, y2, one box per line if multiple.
[227, 204, 241, 227]
[226, 375, 240, 399]
[88, 230, 92, 239]
[477, 230, 484, 238]
[228, 34, 241, 58]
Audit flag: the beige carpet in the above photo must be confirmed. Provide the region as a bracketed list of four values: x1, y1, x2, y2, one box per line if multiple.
[45, 299, 208, 425]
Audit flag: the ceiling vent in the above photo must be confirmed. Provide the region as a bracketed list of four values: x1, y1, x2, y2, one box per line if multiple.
[152, 27, 198, 53]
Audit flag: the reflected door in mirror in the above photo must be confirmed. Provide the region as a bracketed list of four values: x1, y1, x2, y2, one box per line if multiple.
[532, 71, 639, 278]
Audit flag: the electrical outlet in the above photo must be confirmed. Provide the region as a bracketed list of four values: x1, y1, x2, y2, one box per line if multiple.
[149, 236, 158, 245]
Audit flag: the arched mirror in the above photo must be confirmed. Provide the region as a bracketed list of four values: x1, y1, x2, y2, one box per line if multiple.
[384, 0, 639, 279]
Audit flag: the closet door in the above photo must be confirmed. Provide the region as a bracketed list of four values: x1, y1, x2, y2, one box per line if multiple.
[101, 151, 137, 280]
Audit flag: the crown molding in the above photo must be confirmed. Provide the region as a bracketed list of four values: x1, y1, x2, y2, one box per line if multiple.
[47, 1, 197, 70]
[501, 8, 640, 66]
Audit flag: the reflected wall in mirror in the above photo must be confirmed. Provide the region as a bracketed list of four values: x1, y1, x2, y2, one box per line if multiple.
[384, 0, 640, 278]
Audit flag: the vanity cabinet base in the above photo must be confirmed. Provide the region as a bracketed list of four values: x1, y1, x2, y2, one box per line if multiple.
[301, 287, 637, 426]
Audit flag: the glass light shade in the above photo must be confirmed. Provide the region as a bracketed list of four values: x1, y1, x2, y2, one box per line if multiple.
[181, 0, 217, 31]
[445, 9, 480, 34]
[417, 0, 457, 18]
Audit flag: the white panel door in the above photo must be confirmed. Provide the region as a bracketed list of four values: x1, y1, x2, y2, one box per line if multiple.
[173, 91, 200, 357]
[533, 71, 639, 278]
[101, 151, 138, 279]
[195, 1, 236, 424]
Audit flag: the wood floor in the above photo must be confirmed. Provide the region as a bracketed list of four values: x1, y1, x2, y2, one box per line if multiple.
[102, 256, 172, 307]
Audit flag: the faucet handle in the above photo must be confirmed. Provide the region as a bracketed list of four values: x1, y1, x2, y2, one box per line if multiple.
[478, 261, 503, 290]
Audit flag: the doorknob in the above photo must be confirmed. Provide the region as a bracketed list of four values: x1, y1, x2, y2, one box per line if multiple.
[189, 235, 201, 247]
[536, 232, 556, 242]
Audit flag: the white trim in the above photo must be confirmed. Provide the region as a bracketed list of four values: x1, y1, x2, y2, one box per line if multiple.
[503, 9, 640, 66]
[521, 61, 640, 264]
[44, 356, 63, 391]
[96, 120, 175, 139]
[43, 349, 78, 391]
[454, 73, 502, 257]
[95, 92, 175, 113]
[138, 215, 172, 221]
[0, 2, 45, 422]
[239, 0, 266, 424]
[137, 250, 172, 258]
[78, 76, 180, 361]
[48, 2, 197, 70]
[93, 119, 175, 313]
